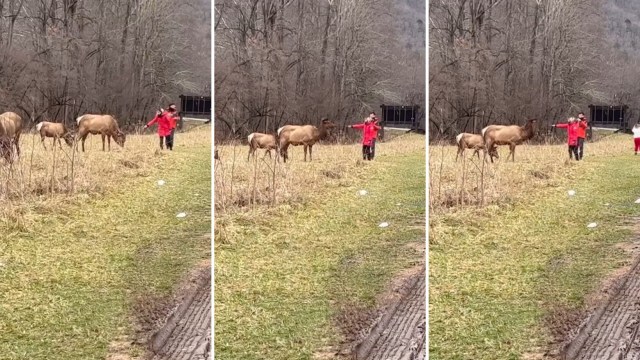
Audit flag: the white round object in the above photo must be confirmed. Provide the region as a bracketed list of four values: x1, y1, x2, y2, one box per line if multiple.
[358, 190, 368, 196]
[568, 190, 576, 196]
[379, 222, 389, 228]
[176, 212, 187, 218]
[157, 180, 166, 186]
[587, 222, 597, 228]
[635, 198, 640, 204]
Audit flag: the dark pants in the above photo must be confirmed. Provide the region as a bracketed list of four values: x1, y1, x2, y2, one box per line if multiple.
[370, 139, 376, 160]
[569, 145, 579, 160]
[577, 137, 584, 160]
[362, 145, 372, 160]
[160, 130, 174, 150]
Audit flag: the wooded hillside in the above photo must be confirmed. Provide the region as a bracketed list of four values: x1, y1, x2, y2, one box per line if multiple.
[214, 0, 425, 140]
[0, 0, 210, 129]
[428, 0, 640, 139]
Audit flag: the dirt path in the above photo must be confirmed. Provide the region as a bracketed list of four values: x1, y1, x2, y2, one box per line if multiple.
[149, 267, 211, 360]
[561, 241, 640, 359]
[351, 266, 426, 360]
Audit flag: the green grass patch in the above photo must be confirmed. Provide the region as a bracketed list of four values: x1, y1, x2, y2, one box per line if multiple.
[430, 141, 640, 359]
[215, 138, 425, 359]
[0, 131, 211, 359]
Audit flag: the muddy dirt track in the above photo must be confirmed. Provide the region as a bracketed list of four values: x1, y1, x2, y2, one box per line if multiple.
[562, 250, 640, 360]
[150, 268, 211, 360]
[351, 266, 426, 360]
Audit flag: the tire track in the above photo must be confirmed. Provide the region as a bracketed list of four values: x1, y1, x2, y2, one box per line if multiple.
[353, 266, 425, 360]
[562, 249, 640, 360]
[150, 268, 211, 360]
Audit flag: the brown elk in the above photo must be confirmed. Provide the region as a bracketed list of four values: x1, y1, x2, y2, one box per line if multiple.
[482, 119, 538, 163]
[277, 118, 336, 163]
[455, 132, 499, 161]
[36, 121, 74, 149]
[76, 114, 126, 152]
[247, 132, 278, 161]
[0, 112, 23, 157]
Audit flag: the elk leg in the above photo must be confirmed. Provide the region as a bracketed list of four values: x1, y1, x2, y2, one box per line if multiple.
[82, 135, 87, 152]
[509, 144, 516, 161]
[14, 135, 20, 157]
[108, 136, 111, 151]
[303, 145, 308, 162]
[281, 144, 288, 163]
[484, 146, 493, 164]
[309, 145, 313, 161]
[483, 142, 492, 163]
[41, 135, 47, 150]
[58, 137, 63, 149]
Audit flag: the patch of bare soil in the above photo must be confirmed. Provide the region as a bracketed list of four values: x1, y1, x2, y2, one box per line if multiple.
[324, 240, 426, 360]
[106, 236, 211, 360]
[555, 223, 640, 360]
[148, 259, 211, 360]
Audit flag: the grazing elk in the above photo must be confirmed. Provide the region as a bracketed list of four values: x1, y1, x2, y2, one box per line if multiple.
[455, 132, 499, 161]
[0, 112, 23, 157]
[277, 118, 336, 163]
[482, 119, 538, 163]
[247, 132, 278, 161]
[76, 114, 126, 152]
[36, 121, 74, 150]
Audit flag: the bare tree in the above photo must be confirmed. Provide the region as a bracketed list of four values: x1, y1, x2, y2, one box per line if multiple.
[429, 0, 605, 140]
[0, 0, 210, 129]
[214, 0, 425, 140]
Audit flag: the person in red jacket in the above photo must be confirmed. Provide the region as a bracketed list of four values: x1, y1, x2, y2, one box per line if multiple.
[369, 112, 381, 160]
[349, 117, 381, 160]
[166, 103, 178, 148]
[553, 117, 580, 160]
[576, 112, 588, 160]
[144, 105, 175, 150]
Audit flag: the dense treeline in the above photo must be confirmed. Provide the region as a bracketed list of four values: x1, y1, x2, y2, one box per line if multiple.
[0, 0, 210, 130]
[427, 0, 640, 140]
[214, 0, 425, 140]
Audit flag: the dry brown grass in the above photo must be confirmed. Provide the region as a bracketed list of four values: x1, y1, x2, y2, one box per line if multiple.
[429, 133, 640, 359]
[429, 135, 633, 212]
[0, 128, 209, 231]
[214, 134, 425, 359]
[214, 133, 426, 214]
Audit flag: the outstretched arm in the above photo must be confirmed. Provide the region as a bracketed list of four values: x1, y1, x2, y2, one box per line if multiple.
[554, 123, 569, 128]
[145, 114, 161, 128]
[350, 123, 365, 129]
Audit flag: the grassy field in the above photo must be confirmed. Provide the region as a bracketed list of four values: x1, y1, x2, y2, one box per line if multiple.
[214, 134, 426, 359]
[0, 127, 211, 359]
[430, 134, 640, 359]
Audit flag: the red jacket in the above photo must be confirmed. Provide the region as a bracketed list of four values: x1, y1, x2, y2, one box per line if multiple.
[167, 111, 178, 130]
[371, 119, 380, 139]
[556, 122, 580, 146]
[147, 112, 173, 137]
[352, 122, 381, 146]
[576, 119, 588, 138]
